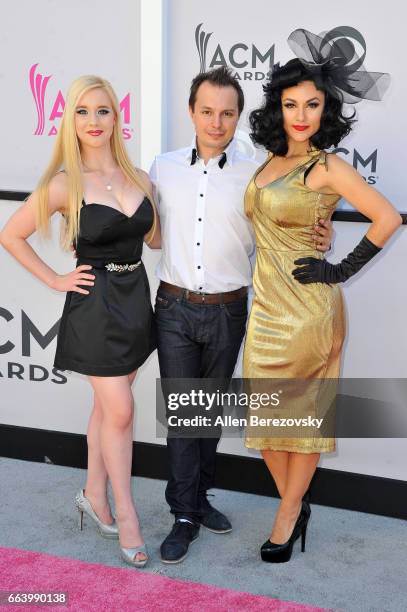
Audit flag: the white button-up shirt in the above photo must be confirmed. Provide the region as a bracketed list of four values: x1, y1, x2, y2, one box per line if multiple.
[149, 138, 258, 293]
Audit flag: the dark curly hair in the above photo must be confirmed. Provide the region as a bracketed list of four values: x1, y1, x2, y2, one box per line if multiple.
[249, 59, 355, 155]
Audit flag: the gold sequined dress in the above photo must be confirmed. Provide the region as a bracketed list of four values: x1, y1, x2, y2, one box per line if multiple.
[243, 150, 345, 453]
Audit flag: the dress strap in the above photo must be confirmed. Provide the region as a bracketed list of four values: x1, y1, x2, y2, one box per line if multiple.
[254, 151, 274, 178]
[317, 150, 329, 170]
[303, 150, 329, 183]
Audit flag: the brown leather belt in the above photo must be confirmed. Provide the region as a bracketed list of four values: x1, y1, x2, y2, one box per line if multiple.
[159, 281, 248, 304]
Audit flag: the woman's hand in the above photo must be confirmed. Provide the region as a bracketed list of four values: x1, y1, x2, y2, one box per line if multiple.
[51, 265, 95, 295]
[293, 236, 382, 284]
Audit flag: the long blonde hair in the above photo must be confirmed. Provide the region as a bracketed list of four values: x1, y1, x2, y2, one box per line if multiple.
[35, 75, 156, 248]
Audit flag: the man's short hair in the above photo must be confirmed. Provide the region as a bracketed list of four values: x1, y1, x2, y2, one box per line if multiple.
[189, 67, 245, 115]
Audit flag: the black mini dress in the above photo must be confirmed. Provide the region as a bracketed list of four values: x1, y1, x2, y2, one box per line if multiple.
[54, 197, 156, 376]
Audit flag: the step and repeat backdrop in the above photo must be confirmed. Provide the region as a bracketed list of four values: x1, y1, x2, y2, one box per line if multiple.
[165, 0, 406, 213]
[1, 0, 406, 480]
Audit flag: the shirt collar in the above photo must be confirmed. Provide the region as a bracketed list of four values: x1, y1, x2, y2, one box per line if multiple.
[186, 136, 237, 169]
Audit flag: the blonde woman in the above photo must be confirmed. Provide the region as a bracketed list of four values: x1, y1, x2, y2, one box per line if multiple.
[0, 75, 160, 567]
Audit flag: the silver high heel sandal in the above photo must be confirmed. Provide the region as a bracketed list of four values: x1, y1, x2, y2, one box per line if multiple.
[120, 544, 149, 568]
[75, 489, 119, 539]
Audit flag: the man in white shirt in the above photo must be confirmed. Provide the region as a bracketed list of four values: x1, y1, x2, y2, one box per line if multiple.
[150, 67, 331, 564]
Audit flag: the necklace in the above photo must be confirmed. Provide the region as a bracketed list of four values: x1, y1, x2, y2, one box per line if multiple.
[100, 168, 116, 191]
[83, 165, 117, 191]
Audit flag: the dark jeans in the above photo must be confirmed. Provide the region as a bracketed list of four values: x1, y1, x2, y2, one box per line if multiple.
[155, 287, 248, 522]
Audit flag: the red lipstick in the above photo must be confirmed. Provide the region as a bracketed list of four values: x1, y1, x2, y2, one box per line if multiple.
[292, 125, 309, 132]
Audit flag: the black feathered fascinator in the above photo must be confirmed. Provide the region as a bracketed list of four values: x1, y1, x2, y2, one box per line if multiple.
[272, 26, 390, 104]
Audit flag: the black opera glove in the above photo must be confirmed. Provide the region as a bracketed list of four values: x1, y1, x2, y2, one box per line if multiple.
[292, 236, 382, 285]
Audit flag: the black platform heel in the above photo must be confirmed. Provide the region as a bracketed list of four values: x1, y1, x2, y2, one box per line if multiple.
[261, 500, 311, 563]
[301, 520, 308, 552]
[302, 498, 311, 522]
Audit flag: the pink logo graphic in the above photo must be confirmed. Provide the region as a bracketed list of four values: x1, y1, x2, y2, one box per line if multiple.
[29, 64, 134, 139]
[29, 63, 51, 135]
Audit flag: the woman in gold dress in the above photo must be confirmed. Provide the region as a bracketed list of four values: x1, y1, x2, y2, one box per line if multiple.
[243, 27, 402, 562]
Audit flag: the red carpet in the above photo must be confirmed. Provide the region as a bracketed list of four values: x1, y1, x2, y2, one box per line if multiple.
[0, 546, 332, 612]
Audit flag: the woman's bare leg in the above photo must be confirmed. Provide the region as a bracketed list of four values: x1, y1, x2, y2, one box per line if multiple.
[84, 371, 137, 524]
[269, 452, 319, 544]
[261, 450, 289, 497]
[84, 392, 112, 524]
[88, 371, 146, 561]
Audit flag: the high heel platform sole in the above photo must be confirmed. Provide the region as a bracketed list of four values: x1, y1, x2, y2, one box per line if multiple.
[261, 547, 293, 563]
[261, 534, 305, 563]
[261, 508, 309, 563]
[77, 509, 120, 539]
[75, 490, 119, 539]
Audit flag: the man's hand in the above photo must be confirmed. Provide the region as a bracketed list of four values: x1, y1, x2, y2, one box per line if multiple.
[313, 218, 333, 252]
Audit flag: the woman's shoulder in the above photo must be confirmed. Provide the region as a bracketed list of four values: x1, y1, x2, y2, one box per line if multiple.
[308, 150, 360, 196]
[48, 170, 68, 211]
[135, 167, 152, 187]
[49, 169, 68, 187]
[315, 150, 343, 166]
[318, 150, 357, 177]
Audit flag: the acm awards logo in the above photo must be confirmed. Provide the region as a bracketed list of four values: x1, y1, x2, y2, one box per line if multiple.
[194, 24, 379, 183]
[29, 63, 133, 139]
[333, 147, 378, 184]
[195, 23, 274, 81]
[0, 307, 66, 385]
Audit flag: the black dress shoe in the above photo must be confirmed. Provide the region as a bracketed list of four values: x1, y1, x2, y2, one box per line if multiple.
[160, 519, 200, 564]
[198, 497, 232, 533]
